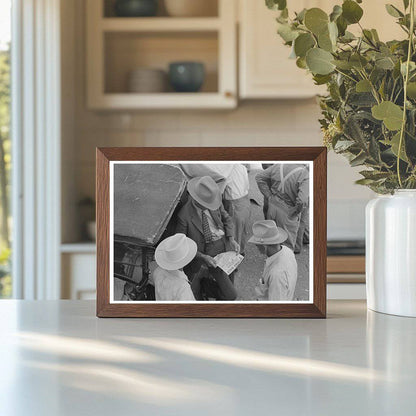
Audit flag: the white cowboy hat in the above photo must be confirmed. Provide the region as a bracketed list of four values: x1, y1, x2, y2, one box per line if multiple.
[155, 233, 197, 271]
[248, 220, 288, 245]
[187, 176, 221, 210]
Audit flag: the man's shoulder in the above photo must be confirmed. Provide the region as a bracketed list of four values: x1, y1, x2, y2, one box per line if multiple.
[281, 245, 296, 258]
[153, 266, 166, 280]
[177, 199, 193, 217]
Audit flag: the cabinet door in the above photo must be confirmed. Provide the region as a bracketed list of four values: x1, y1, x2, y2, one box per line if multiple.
[239, 0, 403, 99]
[239, 0, 321, 99]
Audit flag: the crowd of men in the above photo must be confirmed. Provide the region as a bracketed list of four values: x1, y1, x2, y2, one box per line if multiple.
[151, 163, 310, 302]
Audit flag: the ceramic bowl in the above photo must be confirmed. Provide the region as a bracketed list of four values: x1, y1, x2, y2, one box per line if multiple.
[168, 62, 205, 93]
[127, 68, 167, 93]
[114, 0, 158, 17]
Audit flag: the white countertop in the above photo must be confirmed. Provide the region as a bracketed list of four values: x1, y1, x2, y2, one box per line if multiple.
[0, 300, 415, 415]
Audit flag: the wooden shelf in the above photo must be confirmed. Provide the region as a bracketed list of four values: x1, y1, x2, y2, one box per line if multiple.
[327, 256, 365, 274]
[327, 256, 366, 284]
[89, 92, 235, 110]
[101, 17, 221, 32]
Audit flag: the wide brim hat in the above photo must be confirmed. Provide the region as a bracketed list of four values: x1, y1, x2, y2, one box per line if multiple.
[155, 233, 197, 271]
[248, 220, 288, 245]
[187, 176, 221, 210]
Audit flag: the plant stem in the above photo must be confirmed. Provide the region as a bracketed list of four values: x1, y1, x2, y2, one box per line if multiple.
[397, 0, 415, 188]
[334, 68, 357, 83]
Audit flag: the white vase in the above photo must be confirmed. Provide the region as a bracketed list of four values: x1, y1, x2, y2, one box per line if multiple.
[366, 190, 416, 317]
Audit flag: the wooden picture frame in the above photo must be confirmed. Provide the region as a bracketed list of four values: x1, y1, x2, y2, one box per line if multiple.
[96, 147, 327, 318]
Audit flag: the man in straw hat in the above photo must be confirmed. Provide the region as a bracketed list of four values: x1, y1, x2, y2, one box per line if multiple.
[176, 176, 239, 300]
[152, 233, 198, 301]
[248, 220, 298, 301]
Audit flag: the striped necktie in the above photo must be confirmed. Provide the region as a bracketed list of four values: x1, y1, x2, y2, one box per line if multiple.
[201, 210, 213, 243]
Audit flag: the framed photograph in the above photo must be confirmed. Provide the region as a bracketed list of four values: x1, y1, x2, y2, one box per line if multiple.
[96, 147, 327, 318]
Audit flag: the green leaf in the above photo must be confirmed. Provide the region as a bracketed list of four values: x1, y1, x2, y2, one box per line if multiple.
[350, 53, 368, 69]
[349, 92, 377, 107]
[296, 57, 307, 69]
[334, 139, 356, 152]
[407, 82, 416, 99]
[318, 31, 334, 52]
[350, 152, 368, 167]
[304, 8, 329, 35]
[372, 101, 404, 130]
[375, 56, 395, 70]
[333, 59, 353, 70]
[369, 136, 381, 162]
[356, 79, 372, 92]
[385, 4, 403, 18]
[266, 0, 287, 11]
[371, 29, 380, 42]
[381, 132, 409, 162]
[340, 31, 356, 42]
[294, 33, 315, 57]
[277, 23, 299, 42]
[306, 48, 335, 75]
[401, 61, 416, 76]
[336, 15, 348, 36]
[356, 178, 377, 185]
[403, 0, 410, 9]
[295, 8, 307, 22]
[330, 5, 343, 21]
[342, 0, 364, 24]
[313, 74, 332, 85]
[360, 170, 391, 180]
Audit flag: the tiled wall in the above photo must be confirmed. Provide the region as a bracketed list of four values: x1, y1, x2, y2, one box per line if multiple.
[62, 0, 373, 243]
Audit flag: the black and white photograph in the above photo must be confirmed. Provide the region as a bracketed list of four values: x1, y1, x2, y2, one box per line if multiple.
[110, 161, 313, 303]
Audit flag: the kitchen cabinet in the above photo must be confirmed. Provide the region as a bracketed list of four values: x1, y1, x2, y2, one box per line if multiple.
[61, 244, 96, 300]
[239, 0, 325, 99]
[238, 0, 404, 99]
[86, 0, 237, 109]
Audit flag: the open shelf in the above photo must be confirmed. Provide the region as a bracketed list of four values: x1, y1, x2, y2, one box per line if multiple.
[86, 0, 236, 109]
[101, 17, 221, 32]
[104, 31, 219, 94]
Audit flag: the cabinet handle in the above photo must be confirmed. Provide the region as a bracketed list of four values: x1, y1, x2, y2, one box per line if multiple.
[225, 91, 234, 98]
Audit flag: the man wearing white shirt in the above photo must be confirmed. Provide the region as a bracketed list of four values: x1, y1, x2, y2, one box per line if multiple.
[248, 220, 298, 301]
[222, 164, 251, 254]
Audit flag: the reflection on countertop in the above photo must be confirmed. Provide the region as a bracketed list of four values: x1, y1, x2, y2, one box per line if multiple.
[0, 300, 415, 415]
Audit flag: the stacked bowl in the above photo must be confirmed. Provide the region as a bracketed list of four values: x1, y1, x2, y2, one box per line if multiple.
[127, 68, 167, 93]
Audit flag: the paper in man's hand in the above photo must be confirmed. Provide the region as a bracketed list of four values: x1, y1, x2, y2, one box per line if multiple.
[214, 251, 244, 275]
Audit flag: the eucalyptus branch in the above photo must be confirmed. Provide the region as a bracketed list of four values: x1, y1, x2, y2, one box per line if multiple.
[397, 0, 415, 187]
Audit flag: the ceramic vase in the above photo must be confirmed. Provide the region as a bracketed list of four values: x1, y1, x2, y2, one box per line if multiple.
[366, 190, 416, 317]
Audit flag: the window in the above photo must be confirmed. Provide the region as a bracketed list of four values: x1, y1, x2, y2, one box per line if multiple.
[0, 0, 11, 298]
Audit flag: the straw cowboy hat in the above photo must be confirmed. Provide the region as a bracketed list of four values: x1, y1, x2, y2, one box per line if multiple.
[187, 176, 221, 210]
[248, 220, 288, 245]
[155, 233, 197, 271]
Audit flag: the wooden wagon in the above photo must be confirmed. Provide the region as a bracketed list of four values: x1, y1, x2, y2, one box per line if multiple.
[113, 163, 186, 300]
